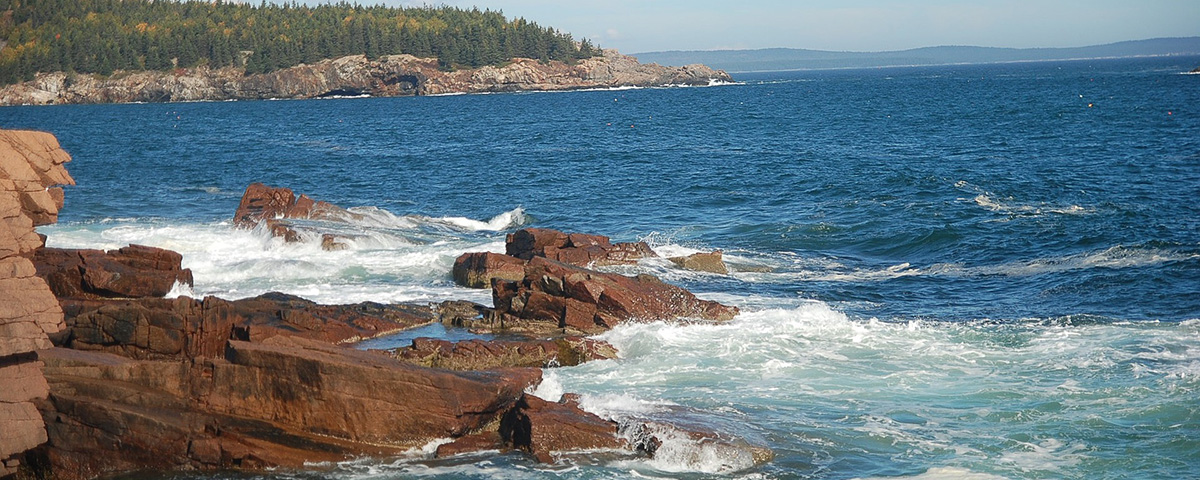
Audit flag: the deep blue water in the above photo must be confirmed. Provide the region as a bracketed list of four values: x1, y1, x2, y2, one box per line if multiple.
[3, 56, 1199, 479]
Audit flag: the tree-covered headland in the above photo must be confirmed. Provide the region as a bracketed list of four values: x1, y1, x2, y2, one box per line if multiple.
[0, 0, 600, 85]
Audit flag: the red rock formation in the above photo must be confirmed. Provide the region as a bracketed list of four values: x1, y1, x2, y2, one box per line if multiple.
[0, 129, 72, 476]
[505, 227, 657, 267]
[233, 183, 347, 225]
[33, 245, 194, 299]
[37, 337, 541, 479]
[232, 183, 356, 247]
[452, 252, 527, 289]
[500, 394, 625, 463]
[46, 292, 434, 361]
[493, 256, 738, 334]
[452, 227, 659, 290]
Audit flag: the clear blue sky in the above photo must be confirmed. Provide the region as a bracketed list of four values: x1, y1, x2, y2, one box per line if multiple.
[364, 0, 1199, 53]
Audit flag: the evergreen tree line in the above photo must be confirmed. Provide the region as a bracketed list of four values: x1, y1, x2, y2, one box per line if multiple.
[0, 0, 600, 85]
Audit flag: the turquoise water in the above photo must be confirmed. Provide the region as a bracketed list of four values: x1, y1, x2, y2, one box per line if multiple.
[2, 56, 1198, 479]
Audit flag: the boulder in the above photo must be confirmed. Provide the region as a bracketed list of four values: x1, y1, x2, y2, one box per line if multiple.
[452, 252, 527, 289]
[390, 336, 617, 370]
[668, 250, 729, 275]
[493, 257, 738, 334]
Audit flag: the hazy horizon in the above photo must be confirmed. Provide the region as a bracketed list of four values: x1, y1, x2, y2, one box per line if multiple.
[348, 0, 1199, 54]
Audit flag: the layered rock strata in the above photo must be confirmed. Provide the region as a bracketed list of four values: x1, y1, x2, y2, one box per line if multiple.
[0, 130, 73, 477]
[0, 50, 733, 106]
[451, 228, 738, 335]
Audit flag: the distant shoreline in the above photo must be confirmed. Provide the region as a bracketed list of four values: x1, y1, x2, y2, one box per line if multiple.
[724, 53, 1200, 75]
[633, 37, 1200, 74]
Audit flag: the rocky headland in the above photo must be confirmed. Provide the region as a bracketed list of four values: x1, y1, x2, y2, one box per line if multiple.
[0, 50, 732, 106]
[0, 133, 768, 479]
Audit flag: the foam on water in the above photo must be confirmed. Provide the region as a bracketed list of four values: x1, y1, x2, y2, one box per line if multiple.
[38, 207, 525, 305]
[540, 302, 1200, 477]
[634, 241, 1197, 286]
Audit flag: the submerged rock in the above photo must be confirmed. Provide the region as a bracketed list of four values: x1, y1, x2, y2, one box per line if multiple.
[389, 336, 617, 370]
[668, 250, 729, 275]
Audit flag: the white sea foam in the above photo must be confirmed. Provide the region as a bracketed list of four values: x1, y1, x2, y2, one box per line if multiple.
[855, 467, 1008, 480]
[38, 207, 522, 304]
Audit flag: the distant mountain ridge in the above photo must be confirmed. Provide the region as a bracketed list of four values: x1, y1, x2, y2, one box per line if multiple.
[633, 37, 1200, 73]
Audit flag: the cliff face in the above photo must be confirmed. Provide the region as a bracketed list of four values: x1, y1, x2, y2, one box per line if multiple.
[0, 130, 73, 477]
[0, 50, 732, 106]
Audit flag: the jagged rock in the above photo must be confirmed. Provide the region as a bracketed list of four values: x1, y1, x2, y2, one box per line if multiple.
[668, 250, 729, 275]
[232, 182, 348, 229]
[452, 252, 527, 289]
[232, 183, 356, 248]
[500, 394, 625, 463]
[505, 227, 657, 268]
[493, 256, 738, 334]
[389, 336, 617, 370]
[32, 245, 194, 299]
[0, 51, 733, 106]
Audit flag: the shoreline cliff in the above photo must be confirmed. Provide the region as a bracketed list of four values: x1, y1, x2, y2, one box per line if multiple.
[0, 50, 732, 106]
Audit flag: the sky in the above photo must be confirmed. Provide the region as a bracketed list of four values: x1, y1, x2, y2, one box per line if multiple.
[363, 0, 1199, 54]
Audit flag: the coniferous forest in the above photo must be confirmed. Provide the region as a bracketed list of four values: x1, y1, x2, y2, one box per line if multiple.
[0, 0, 600, 85]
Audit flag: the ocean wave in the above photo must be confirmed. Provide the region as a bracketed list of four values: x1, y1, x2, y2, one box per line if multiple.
[711, 244, 1195, 284]
[955, 180, 1093, 217]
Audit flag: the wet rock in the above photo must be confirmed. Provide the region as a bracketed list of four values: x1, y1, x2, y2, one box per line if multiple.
[435, 431, 504, 458]
[452, 252, 527, 289]
[390, 336, 617, 370]
[505, 227, 657, 267]
[232, 182, 348, 229]
[493, 257, 738, 334]
[668, 250, 729, 275]
[500, 394, 625, 463]
[33, 245, 194, 299]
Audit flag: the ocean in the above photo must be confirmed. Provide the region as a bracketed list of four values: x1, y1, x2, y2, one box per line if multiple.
[2, 56, 1198, 479]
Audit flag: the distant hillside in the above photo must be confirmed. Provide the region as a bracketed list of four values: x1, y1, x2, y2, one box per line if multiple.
[633, 37, 1200, 72]
[0, 0, 599, 85]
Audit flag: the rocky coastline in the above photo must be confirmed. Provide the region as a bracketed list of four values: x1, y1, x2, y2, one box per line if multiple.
[0, 50, 732, 106]
[0, 131, 768, 479]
